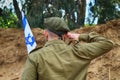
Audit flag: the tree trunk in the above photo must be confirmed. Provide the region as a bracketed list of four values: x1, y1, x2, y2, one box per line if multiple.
[13, 0, 22, 28]
[77, 0, 86, 26]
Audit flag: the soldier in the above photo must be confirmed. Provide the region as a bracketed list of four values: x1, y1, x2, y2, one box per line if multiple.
[21, 17, 114, 80]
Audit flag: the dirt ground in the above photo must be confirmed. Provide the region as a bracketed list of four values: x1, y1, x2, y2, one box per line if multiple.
[0, 19, 120, 80]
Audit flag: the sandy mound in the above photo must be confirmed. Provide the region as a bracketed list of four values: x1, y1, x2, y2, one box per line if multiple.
[0, 19, 120, 80]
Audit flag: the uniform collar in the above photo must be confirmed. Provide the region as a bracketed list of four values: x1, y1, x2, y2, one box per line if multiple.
[44, 40, 65, 47]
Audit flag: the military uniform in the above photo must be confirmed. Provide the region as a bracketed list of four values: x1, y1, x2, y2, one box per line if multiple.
[21, 17, 114, 80]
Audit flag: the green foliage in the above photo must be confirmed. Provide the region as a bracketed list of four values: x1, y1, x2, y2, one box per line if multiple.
[1, 0, 120, 29]
[85, 24, 96, 27]
[0, 8, 18, 28]
[22, 0, 45, 28]
[22, 0, 86, 29]
[89, 0, 120, 24]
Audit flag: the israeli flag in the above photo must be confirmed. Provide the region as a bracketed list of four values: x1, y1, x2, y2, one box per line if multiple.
[21, 11, 37, 54]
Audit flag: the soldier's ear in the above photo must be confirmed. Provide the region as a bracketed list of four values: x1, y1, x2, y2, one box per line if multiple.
[44, 30, 48, 37]
[62, 33, 68, 41]
[64, 32, 69, 38]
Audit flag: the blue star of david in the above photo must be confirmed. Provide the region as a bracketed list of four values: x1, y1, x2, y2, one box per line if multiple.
[25, 33, 35, 46]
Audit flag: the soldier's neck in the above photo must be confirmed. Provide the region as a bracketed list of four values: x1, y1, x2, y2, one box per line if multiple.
[48, 36, 60, 41]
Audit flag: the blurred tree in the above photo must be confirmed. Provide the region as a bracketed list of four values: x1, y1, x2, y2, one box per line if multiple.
[1, 0, 120, 28]
[0, 7, 18, 28]
[0, 8, 2, 16]
[22, 0, 45, 28]
[76, 0, 86, 26]
[13, 0, 22, 28]
[89, 0, 120, 24]
[22, 0, 87, 29]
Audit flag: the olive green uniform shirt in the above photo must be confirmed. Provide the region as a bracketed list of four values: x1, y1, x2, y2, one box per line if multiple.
[22, 32, 113, 80]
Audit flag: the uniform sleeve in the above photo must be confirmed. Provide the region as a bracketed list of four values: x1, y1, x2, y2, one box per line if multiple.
[21, 55, 38, 80]
[73, 32, 114, 60]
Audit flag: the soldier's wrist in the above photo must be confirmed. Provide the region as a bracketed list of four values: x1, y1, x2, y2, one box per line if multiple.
[79, 34, 89, 41]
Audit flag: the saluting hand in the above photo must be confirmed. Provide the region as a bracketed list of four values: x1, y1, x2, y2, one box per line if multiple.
[67, 32, 80, 41]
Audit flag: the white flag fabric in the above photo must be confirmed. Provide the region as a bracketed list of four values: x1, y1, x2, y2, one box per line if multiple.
[21, 11, 37, 54]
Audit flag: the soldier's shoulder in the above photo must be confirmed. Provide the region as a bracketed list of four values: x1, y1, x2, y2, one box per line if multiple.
[30, 46, 43, 54]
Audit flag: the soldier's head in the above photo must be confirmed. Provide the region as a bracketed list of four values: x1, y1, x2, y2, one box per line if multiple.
[44, 17, 70, 41]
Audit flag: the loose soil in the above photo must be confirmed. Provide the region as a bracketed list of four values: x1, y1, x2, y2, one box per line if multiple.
[0, 19, 120, 80]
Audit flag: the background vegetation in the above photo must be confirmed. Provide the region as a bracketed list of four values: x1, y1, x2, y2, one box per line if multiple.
[0, 0, 120, 29]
